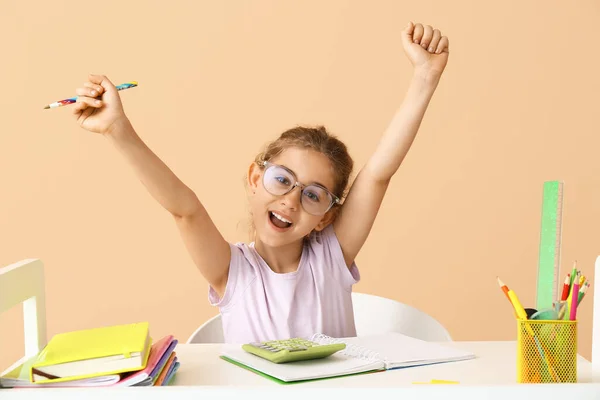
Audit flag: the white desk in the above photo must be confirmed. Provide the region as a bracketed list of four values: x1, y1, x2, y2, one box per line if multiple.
[172, 341, 594, 386]
[2, 341, 599, 400]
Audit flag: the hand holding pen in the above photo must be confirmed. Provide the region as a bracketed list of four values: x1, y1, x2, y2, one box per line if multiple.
[44, 75, 137, 135]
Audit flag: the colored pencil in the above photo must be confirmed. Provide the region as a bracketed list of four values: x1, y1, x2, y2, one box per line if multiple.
[578, 282, 590, 305]
[43, 81, 138, 109]
[570, 272, 580, 320]
[496, 277, 510, 300]
[561, 274, 571, 301]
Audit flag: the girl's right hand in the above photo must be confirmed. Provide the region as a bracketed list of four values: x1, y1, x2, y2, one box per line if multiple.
[72, 74, 129, 135]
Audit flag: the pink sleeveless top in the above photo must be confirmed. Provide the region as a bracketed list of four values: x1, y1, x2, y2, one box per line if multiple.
[208, 224, 360, 343]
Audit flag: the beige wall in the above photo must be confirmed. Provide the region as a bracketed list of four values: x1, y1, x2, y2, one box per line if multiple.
[1, 0, 599, 369]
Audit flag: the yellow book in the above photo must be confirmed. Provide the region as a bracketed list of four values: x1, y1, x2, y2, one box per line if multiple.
[1, 356, 120, 387]
[30, 321, 151, 384]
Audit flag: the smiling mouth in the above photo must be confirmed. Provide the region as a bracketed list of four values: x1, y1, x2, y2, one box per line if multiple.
[269, 211, 292, 229]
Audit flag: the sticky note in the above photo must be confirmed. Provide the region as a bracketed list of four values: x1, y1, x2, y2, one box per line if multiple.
[412, 379, 460, 384]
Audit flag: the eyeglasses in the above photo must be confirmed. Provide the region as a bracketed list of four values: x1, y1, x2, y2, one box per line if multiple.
[259, 161, 340, 216]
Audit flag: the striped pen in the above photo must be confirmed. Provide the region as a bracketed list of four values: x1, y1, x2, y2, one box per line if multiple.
[43, 81, 138, 109]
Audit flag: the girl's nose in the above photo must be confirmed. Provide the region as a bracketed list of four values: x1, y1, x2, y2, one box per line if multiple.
[280, 186, 301, 211]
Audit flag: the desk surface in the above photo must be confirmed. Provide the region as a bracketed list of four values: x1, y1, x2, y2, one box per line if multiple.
[172, 340, 594, 386]
[2, 341, 599, 400]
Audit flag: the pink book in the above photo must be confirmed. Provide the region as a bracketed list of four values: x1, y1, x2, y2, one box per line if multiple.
[114, 335, 176, 387]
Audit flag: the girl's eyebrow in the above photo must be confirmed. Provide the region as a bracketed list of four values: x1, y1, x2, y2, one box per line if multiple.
[281, 164, 330, 191]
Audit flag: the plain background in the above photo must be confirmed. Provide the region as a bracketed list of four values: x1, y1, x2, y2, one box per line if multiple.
[1, 0, 599, 370]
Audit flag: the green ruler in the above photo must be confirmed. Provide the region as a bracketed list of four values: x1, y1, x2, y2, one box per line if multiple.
[536, 181, 564, 310]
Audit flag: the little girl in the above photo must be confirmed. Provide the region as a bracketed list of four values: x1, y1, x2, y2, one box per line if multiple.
[70, 22, 449, 343]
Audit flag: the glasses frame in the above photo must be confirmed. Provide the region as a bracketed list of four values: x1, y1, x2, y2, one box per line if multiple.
[259, 161, 341, 216]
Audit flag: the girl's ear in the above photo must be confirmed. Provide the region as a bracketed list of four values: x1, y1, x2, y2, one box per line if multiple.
[248, 162, 261, 193]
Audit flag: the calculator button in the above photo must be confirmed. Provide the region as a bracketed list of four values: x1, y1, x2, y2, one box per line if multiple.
[288, 346, 308, 352]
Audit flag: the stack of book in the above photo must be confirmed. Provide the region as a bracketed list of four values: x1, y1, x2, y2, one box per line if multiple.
[0, 322, 180, 388]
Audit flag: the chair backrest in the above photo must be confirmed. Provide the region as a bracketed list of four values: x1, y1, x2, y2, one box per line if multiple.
[0, 259, 47, 375]
[187, 292, 451, 343]
[351, 292, 451, 341]
[186, 314, 224, 344]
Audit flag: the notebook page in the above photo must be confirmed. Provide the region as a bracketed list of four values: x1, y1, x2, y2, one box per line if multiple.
[340, 332, 475, 369]
[311, 333, 382, 361]
[221, 345, 384, 382]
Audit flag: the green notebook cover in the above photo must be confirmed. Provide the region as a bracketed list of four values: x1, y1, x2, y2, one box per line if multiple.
[220, 356, 382, 384]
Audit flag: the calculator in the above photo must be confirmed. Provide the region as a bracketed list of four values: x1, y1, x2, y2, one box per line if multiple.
[242, 338, 346, 364]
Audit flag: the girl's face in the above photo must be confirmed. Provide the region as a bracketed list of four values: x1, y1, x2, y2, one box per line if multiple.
[248, 147, 338, 247]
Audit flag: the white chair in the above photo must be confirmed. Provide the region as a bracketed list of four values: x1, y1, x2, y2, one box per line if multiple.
[0, 259, 47, 376]
[351, 292, 451, 341]
[186, 314, 225, 344]
[187, 292, 451, 343]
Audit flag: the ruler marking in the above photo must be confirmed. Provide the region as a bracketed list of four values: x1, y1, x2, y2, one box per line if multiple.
[536, 181, 564, 310]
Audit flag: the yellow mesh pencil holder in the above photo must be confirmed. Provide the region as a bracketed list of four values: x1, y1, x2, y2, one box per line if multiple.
[516, 319, 577, 383]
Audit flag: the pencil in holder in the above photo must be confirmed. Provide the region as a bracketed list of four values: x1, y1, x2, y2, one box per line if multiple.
[516, 319, 577, 383]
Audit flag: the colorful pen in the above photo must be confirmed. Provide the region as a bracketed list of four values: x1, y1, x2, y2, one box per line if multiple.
[43, 81, 138, 109]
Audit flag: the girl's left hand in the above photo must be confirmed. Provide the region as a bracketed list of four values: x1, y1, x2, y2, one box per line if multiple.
[401, 22, 449, 78]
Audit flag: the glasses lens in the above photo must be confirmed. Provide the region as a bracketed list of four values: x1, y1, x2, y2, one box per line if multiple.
[263, 165, 295, 195]
[263, 164, 334, 215]
[301, 185, 333, 215]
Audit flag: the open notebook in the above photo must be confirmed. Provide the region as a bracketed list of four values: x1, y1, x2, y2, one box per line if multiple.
[221, 332, 476, 384]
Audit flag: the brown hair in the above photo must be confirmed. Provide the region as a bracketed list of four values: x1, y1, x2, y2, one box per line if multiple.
[246, 125, 354, 241]
[255, 125, 354, 201]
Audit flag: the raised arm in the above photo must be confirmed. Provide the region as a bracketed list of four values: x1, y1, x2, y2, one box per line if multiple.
[333, 22, 450, 267]
[73, 74, 231, 296]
